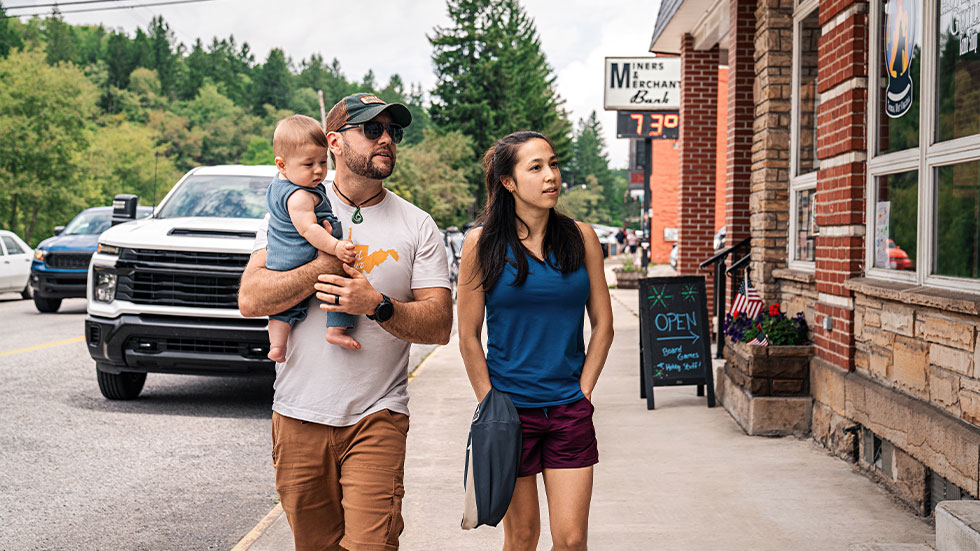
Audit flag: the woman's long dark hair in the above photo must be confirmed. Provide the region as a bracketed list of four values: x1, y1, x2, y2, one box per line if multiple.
[475, 130, 586, 292]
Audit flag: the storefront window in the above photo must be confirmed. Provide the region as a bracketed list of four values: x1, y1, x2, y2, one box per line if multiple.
[796, 189, 817, 261]
[797, 10, 820, 175]
[873, 171, 918, 270]
[878, 0, 921, 155]
[937, 0, 980, 142]
[936, 161, 980, 278]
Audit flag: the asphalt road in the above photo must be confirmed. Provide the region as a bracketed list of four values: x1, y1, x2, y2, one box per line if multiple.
[0, 293, 436, 550]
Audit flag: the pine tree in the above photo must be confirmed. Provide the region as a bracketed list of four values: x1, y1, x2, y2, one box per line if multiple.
[429, 0, 572, 207]
[44, 8, 79, 65]
[147, 16, 178, 98]
[253, 48, 291, 112]
[0, 1, 24, 58]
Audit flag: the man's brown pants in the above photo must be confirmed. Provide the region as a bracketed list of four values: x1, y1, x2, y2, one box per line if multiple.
[272, 410, 409, 551]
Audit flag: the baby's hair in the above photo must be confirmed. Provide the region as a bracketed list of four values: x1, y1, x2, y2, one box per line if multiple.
[273, 115, 328, 158]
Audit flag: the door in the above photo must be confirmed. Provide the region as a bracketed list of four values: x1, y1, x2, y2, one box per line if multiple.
[0, 235, 31, 291]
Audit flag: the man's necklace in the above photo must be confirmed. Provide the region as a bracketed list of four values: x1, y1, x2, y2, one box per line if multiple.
[333, 183, 383, 224]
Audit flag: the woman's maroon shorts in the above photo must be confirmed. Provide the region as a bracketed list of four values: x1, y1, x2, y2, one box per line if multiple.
[516, 397, 599, 477]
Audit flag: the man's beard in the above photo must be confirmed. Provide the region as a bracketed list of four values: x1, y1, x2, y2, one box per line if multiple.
[342, 140, 395, 180]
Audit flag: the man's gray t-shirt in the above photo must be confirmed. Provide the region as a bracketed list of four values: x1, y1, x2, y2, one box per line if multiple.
[253, 186, 450, 426]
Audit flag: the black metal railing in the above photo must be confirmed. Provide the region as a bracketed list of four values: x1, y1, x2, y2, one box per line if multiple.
[699, 237, 750, 358]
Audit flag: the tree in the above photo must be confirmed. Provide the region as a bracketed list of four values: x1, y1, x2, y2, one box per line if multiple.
[179, 82, 263, 166]
[253, 48, 291, 112]
[44, 8, 79, 65]
[147, 16, 179, 98]
[559, 112, 629, 226]
[386, 130, 475, 228]
[0, 51, 99, 243]
[77, 121, 181, 207]
[0, 1, 24, 58]
[429, 0, 572, 208]
[240, 137, 274, 166]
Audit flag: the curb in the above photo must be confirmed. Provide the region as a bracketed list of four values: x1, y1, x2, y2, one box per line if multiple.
[230, 503, 283, 551]
[229, 343, 442, 550]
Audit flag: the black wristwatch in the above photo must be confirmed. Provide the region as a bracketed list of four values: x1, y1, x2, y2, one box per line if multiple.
[366, 293, 394, 323]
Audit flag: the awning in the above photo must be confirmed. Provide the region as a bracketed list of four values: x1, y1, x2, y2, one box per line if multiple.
[650, 0, 729, 54]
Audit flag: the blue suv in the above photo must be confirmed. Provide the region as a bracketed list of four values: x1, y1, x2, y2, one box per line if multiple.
[31, 206, 152, 312]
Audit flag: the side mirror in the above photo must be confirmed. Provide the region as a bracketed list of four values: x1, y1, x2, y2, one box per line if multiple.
[53, 226, 65, 236]
[111, 194, 139, 227]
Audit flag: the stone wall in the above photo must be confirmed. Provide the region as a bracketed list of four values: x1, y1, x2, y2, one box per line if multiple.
[751, 0, 793, 302]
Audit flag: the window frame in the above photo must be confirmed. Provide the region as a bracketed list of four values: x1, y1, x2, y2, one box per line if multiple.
[788, 0, 820, 270]
[866, 0, 980, 292]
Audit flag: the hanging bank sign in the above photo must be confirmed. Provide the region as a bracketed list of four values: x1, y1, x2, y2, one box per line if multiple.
[604, 57, 681, 111]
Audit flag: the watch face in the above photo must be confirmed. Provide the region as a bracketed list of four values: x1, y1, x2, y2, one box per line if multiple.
[374, 295, 394, 322]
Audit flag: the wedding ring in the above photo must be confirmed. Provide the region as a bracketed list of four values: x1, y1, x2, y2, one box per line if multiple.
[334, 295, 340, 305]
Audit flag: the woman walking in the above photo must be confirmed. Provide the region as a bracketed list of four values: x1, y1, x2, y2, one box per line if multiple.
[457, 131, 614, 551]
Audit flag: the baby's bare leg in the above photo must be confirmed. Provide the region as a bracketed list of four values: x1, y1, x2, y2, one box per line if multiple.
[268, 319, 290, 362]
[325, 326, 361, 351]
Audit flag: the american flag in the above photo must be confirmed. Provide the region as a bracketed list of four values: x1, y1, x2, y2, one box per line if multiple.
[749, 333, 769, 346]
[731, 276, 764, 320]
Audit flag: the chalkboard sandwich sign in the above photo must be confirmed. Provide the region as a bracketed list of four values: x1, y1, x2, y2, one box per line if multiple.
[637, 275, 715, 410]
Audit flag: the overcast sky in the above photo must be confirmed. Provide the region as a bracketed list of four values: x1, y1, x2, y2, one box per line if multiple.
[9, 0, 664, 168]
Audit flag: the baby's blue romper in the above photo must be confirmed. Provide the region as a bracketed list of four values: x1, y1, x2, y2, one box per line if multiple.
[265, 175, 355, 329]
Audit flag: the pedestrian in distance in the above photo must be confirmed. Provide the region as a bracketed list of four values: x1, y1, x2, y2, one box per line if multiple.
[263, 114, 359, 361]
[626, 229, 639, 254]
[456, 130, 615, 551]
[615, 227, 627, 247]
[238, 92, 453, 551]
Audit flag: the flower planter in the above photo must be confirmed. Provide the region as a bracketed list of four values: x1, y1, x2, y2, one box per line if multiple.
[612, 267, 642, 289]
[718, 340, 814, 437]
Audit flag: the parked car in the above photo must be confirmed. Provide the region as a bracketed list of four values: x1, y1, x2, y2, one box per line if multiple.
[31, 205, 152, 313]
[591, 224, 619, 258]
[714, 225, 727, 250]
[86, 165, 296, 400]
[443, 227, 464, 301]
[0, 230, 32, 299]
[669, 243, 678, 270]
[888, 239, 914, 270]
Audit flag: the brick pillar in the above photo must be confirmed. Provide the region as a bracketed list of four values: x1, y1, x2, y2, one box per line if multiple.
[751, 0, 793, 302]
[678, 35, 719, 301]
[813, 0, 869, 371]
[725, 0, 755, 308]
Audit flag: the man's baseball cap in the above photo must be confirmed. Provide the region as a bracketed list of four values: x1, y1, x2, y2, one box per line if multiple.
[325, 93, 412, 134]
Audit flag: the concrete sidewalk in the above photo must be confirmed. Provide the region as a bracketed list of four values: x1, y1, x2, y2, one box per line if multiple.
[236, 281, 936, 551]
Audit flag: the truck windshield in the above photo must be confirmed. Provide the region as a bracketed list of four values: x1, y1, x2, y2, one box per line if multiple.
[63, 210, 111, 235]
[155, 175, 272, 219]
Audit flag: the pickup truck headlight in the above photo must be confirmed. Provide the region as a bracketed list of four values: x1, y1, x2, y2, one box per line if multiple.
[97, 243, 119, 255]
[94, 270, 117, 303]
[34, 249, 45, 261]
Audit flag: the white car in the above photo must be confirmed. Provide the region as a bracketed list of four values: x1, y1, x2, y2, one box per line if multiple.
[0, 230, 33, 299]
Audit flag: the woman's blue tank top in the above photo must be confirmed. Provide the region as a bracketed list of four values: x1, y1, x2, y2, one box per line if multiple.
[485, 245, 591, 408]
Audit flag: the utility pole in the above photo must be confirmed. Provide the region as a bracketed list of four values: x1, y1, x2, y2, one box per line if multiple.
[153, 152, 159, 215]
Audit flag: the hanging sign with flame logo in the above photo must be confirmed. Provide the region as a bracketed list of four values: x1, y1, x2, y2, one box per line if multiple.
[885, 0, 917, 118]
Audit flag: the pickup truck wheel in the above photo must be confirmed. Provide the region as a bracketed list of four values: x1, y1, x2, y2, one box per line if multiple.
[34, 295, 61, 313]
[20, 284, 32, 300]
[97, 367, 146, 400]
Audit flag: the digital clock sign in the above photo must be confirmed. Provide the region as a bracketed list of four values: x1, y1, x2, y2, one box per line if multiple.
[616, 110, 680, 140]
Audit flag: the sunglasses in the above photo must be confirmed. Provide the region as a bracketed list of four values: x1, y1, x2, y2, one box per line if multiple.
[337, 121, 404, 144]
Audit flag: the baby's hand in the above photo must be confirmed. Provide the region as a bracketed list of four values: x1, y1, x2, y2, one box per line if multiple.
[334, 239, 356, 264]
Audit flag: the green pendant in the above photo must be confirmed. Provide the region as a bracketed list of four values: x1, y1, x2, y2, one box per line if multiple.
[352, 208, 363, 224]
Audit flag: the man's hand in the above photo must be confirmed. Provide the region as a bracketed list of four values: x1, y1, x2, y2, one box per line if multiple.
[315, 263, 383, 315]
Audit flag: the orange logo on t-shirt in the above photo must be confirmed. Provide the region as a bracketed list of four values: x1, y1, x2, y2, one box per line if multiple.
[349, 228, 399, 274]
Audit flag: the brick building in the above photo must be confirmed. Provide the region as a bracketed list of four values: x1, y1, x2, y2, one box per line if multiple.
[651, 0, 980, 514]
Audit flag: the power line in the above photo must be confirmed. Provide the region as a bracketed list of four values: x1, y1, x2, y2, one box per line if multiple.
[4, 1, 129, 10]
[1, 0, 218, 18]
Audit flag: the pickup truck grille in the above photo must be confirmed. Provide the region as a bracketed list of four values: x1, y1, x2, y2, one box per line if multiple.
[115, 248, 251, 309]
[45, 252, 93, 269]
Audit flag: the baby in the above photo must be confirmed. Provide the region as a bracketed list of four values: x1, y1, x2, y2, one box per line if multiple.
[264, 114, 359, 362]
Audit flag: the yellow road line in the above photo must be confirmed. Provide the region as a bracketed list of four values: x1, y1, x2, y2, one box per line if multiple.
[0, 336, 85, 358]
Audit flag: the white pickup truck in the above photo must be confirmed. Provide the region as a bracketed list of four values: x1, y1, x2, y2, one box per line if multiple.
[85, 165, 320, 400]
